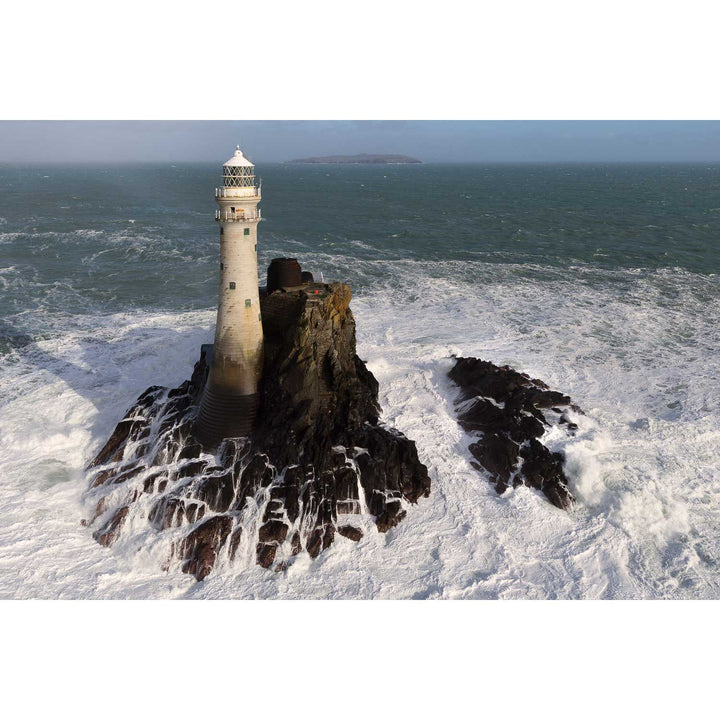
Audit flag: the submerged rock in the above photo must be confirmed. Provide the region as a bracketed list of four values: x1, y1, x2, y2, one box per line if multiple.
[448, 357, 580, 509]
[85, 283, 430, 580]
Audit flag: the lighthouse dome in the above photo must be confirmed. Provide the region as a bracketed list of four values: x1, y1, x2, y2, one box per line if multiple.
[223, 146, 254, 168]
[219, 146, 260, 192]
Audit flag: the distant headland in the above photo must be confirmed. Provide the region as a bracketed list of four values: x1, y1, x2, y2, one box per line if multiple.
[288, 153, 422, 165]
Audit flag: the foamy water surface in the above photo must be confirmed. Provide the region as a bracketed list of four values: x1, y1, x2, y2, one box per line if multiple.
[1, 163, 719, 598]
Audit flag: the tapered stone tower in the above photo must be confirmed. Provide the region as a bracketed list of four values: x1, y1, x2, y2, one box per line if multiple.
[194, 146, 264, 446]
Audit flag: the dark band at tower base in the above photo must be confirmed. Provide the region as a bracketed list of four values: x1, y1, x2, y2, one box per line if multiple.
[194, 386, 259, 447]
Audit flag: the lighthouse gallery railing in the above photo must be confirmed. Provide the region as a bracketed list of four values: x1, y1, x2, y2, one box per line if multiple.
[215, 209, 262, 222]
[215, 185, 261, 198]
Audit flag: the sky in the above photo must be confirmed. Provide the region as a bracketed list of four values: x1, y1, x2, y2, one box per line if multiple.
[2, 121, 720, 163]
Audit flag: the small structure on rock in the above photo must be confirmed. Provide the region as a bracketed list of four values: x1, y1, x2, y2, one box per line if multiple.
[265, 257, 313, 294]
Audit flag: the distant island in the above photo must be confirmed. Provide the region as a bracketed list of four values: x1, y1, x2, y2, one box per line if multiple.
[288, 154, 422, 165]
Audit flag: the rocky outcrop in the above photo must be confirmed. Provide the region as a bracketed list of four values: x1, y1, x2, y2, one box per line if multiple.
[84, 282, 430, 580]
[448, 357, 580, 509]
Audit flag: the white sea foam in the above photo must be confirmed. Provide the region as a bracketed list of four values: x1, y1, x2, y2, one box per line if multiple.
[0, 263, 719, 598]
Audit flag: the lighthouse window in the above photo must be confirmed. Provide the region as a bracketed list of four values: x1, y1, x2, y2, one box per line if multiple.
[244, 228, 250, 236]
[220, 227, 223, 235]
[220, 263, 224, 270]
[245, 299, 252, 308]
[223, 166, 255, 188]
[229, 282, 236, 290]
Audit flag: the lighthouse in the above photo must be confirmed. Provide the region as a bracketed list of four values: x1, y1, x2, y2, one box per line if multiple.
[194, 146, 264, 446]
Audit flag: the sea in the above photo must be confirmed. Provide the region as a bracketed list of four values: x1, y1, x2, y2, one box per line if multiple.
[1, 162, 719, 599]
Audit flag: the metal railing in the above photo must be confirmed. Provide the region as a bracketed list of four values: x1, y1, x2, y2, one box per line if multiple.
[215, 209, 262, 222]
[215, 185, 261, 198]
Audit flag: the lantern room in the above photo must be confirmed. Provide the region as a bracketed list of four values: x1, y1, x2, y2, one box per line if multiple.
[216, 146, 261, 199]
[222, 146, 256, 187]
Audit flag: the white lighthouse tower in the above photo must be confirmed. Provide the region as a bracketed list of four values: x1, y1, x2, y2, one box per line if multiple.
[195, 146, 264, 446]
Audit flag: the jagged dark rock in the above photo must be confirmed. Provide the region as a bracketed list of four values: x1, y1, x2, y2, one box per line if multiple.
[337, 525, 363, 542]
[93, 505, 129, 547]
[178, 515, 233, 582]
[448, 357, 580, 509]
[85, 282, 430, 580]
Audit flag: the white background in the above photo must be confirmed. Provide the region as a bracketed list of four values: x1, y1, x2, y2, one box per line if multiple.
[1, 1, 718, 718]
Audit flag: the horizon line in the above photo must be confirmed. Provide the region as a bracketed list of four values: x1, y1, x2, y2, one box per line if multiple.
[4, 159, 720, 166]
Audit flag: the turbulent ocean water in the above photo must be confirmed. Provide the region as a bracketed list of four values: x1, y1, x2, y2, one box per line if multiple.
[1, 162, 719, 599]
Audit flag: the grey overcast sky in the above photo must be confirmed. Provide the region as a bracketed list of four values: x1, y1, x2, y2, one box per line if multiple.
[2, 121, 720, 163]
